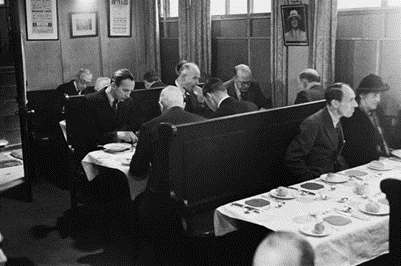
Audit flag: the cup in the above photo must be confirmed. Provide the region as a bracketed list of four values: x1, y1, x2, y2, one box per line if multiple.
[353, 181, 369, 195]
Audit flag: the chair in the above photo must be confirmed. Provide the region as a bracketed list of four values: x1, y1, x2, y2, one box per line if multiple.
[380, 178, 401, 265]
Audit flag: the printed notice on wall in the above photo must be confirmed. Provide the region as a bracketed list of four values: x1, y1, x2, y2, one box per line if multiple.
[26, 0, 58, 40]
[109, 0, 131, 37]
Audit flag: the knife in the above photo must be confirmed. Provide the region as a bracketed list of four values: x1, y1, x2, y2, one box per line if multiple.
[288, 186, 316, 196]
[334, 208, 370, 221]
[231, 203, 260, 213]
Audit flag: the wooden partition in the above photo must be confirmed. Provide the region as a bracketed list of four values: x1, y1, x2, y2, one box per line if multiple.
[159, 100, 326, 215]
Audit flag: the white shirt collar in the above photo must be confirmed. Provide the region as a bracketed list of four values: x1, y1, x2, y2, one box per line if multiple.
[217, 95, 230, 108]
[105, 86, 116, 107]
[326, 106, 340, 128]
[233, 80, 242, 100]
[175, 79, 186, 96]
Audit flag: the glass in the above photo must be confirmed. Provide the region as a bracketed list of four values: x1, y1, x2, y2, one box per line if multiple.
[253, 0, 271, 13]
[337, 0, 381, 9]
[169, 0, 178, 17]
[236, 79, 251, 87]
[211, 0, 226, 15]
[229, 0, 247, 14]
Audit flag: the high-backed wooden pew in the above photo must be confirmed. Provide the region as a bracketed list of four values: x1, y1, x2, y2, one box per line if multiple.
[156, 100, 326, 236]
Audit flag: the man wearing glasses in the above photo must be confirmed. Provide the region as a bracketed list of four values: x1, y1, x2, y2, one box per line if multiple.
[224, 64, 272, 110]
[56, 68, 93, 96]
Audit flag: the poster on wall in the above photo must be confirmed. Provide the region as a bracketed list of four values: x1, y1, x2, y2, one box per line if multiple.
[108, 0, 132, 37]
[281, 4, 309, 46]
[25, 0, 58, 40]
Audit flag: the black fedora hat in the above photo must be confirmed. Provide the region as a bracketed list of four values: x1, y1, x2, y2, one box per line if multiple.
[356, 74, 389, 93]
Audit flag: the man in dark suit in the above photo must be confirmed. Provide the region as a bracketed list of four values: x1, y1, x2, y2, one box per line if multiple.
[224, 64, 272, 110]
[294, 69, 325, 104]
[286, 83, 358, 182]
[56, 68, 93, 96]
[203, 77, 258, 118]
[342, 74, 395, 167]
[129, 85, 206, 263]
[84, 69, 137, 150]
[143, 69, 167, 89]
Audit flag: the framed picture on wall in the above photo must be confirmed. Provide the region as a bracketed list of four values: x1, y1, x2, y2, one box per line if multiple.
[108, 0, 132, 37]
[70, 12, 98, 38]
[281, 4, 309, 46]
[25, 0, 59, 40]
[0, 0, 7, 7]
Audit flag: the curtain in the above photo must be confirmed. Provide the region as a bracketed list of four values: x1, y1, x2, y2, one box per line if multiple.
[271, 0, 288, 108]
[178, 0, 211, 76]
[144, 0, 161, 74]
[308, 0, 338, 89]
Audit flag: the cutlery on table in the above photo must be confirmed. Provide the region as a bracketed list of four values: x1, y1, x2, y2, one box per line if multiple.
[288, 187, 316, 196]
[334, 208, 370, 221]
[231, 203, 260, 213]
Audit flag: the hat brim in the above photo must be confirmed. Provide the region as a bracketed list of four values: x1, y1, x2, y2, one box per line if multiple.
[356, 83, 390, 93]
[288, 15, 301, 21]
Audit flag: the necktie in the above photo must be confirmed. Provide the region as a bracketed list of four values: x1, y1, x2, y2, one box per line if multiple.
[369, 111, 391, 156]
[112, 99, 118, 116]
[335, 124, 343, 150]
[240, 91, 248, 101]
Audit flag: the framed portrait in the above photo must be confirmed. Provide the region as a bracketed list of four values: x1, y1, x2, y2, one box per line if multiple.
[25, 0, 59, 40]
[70, 12, 98, 38]
[0, 0, 7, 7]
[108, 0, 132, 37]
[281, 4, 309, 46]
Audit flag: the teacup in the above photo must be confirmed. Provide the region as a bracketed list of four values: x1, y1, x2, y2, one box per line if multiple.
[353, 181, 369, 195]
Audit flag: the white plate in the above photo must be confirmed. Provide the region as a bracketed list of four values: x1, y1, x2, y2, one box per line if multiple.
[299, 223, 334, 237]
[103, 143, 132, 152]
[391, 149, 401, 158]
[320, 173, 349, 183]
[367, 163, 393, 171]
[269, 188, 297, 200]
[358, 203, 389, 216]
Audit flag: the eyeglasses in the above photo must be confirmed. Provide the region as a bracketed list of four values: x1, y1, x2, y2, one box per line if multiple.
[80, 79, 91, 86]
[236, 79, 251, 87]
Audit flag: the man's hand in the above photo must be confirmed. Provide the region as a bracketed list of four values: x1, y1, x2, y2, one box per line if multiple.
[117, 131, 138, 143]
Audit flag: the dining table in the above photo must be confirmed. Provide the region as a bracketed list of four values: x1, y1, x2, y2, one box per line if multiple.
[81, 143, 148, 200]
[214, 158, 401, 266]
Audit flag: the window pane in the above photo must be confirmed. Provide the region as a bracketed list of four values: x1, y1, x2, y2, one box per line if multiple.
[253, 0, 271, 13]
[211, 0, 226, 15]
[338, 0, 381, 9]
[229, 0, 247, 14]
[388, 0, 401, 7]
[159, 0, 164, 17]
[169, 0, 178, 17]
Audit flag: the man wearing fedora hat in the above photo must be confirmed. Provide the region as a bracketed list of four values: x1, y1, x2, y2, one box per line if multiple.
[285, 10, 307, 42]
[342, 74, 395, 167]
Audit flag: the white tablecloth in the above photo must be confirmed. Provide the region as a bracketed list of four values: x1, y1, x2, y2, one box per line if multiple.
[214, 158, 401, 266]
[0, 152, 24, 191]
[81, 148, 147, 200]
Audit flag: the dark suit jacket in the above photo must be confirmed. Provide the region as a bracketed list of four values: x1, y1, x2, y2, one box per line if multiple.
[129, 106, 206, 193]
[183, 88, 213, 118]
[81, 86, 97, 95]
[57, 80, 79, 96]
[212, 97, 258, 118]
[224, 79, 272, 109]
[294, 84, 325, 104]
[285, 107, 348, 182]
[84, 88, 131, 147]
[149, 81, 167, 89]
[342, 106, 393, 167]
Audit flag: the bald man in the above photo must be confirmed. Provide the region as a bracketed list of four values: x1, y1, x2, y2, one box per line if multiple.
[253, 231, 315, 266]
[294, 69, 325, 104]
[224, 64, 272, 109]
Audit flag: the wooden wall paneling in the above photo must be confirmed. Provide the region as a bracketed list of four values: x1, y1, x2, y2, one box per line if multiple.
[352, 40, 379, 88]
[250, 39, 271, 98]
[251, 18, 270, 37]
[337, 11, 385, 39]
[166, 21, 179, 38]
[379, 40, 401, 116]
[211, 20, 222, 38]
[287, 47, 309, 105]
[215, 39, 248, 82]
[384, 10, 401, 39]
[335, 40, 355, 87]
[160, 38, 179, 85]
[220, 19, 247, 37]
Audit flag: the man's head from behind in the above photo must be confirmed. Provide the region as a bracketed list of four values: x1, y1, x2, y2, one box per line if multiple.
[176, 62, 200, 91]
[94, 77, 111, 91]
[143, 69, 161, 89]
[202, 77, 227, 112]
[298, 69, 320, 90]
[75, 68, 93, 91]
[325, 82, 358, 118]
[234, 64, 253, 92]
[253, 231, 315, 266]
[110, 69, 135, 101]
[159, 85, 185, 112]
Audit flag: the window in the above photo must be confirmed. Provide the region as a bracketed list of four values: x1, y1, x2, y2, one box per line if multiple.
[229, 0, 247, 14]
[253, 0, 271, 13]
[211, 0, 226, 15]
[169, 0, 178, 17]
[337, 0, 381, 9]
[388, 0, 401, 7]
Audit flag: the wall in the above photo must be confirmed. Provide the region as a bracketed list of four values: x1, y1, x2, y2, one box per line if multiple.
[335, 8, 401, 116]
[18, 0, 146, 91]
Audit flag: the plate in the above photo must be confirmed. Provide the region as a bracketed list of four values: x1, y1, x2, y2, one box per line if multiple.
[320, 173, 349, 183]
[391, 149, 401, 158]
[358, 202, 389, 216]
[344, 170, 368, 177]
[299, 223, 334, 237]
[103, 143, 132, 152]
[367, 162, 393, 171]
[269, 188, 297, 200]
